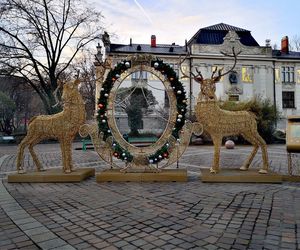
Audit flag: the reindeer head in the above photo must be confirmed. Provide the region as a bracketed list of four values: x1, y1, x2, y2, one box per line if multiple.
[62, 79, 81, 103]
[199, 78, 217, 100]
[179, 47, 240, 101]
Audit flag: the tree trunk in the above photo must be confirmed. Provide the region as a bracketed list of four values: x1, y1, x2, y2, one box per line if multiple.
[36, 88, 62, 115]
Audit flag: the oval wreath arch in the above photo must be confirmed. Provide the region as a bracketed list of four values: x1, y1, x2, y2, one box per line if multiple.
[97, 56, 187, 165]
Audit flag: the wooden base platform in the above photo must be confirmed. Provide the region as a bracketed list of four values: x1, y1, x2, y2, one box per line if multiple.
[200, 168, 282, 183]
[96, 169, 187, 182]
[8, 168, 95, 183]
[282, 175, 300, 182]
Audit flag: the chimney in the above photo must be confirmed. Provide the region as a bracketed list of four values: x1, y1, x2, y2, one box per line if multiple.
[281, 36, 289, 54]
[151, 35, 156, 47]
[129, 38, 132, 46]
[265, 39, 271, 47]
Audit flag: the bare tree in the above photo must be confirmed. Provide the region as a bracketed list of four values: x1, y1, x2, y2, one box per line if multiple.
[73, 51, 97, 119]
[272, 43, 278, 50]
[0, 91, 16, 135]
[292, 35, 300, 52]
[0, 75, 44, 132]
[0, 0, 104, 114]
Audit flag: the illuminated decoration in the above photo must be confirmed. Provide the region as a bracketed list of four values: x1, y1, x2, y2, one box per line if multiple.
[17, 79, 86, 174]
[97, 56, 187, 165]
[297, 69, 300, 84]
[180, 47, 269, 174]
[242, 66, 253, 83]
[79, 54, 203, 172]
[275, 68, 281, 83]
[79, 54, 199, 171]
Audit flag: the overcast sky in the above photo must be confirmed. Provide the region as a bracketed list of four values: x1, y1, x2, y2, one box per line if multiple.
[92, 0, 300, 47]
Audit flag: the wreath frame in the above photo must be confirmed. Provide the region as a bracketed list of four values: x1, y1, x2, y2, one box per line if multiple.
[97, 56, 187, 165]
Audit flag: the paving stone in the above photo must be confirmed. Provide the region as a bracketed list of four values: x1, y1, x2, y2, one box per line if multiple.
[30, 232, 57, 243]
[204, 244, 218, 250]
[204, 236, 218, 244]
[1, 143, 299, 249]
[23, 226, 50, 236]
[93, 241, 110, 248]
[38, 238, 68, 249]
[0, 244, 17, 250]
[131, 238, 148, 247]
[168, 237, 185, 245]
[113, 240, 128, 248]
[18, 222, 42, 231]
[52, 245, 77, 250]
[74, 242, 93, 249]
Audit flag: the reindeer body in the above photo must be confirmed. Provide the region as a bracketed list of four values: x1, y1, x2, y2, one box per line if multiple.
[16, 80, 86, 173]
[196, 101, 257, 136]
[180, 47, 269, 174]
[194, 79, 269, 174]
[195, 100, 269, 174]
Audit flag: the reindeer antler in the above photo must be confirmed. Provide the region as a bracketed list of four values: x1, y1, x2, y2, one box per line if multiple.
[178, 50, 191, 79]
[178, 47, 240, 84]
[217, 47, 241, 78]
[76, 69, 80, 79]
[178, 49, 203, 82]
[53, 80, 63, 108]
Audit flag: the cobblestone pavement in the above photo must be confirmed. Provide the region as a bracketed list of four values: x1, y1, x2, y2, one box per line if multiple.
[1, 142, 300, 249]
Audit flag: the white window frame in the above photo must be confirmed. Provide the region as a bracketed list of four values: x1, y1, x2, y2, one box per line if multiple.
[282, 66, 295, 83]
[132, 71, 147, 80]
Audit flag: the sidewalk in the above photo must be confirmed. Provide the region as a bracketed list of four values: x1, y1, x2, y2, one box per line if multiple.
[0, 143, 299, 249]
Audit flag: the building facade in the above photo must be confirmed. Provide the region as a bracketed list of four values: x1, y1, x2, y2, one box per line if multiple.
[96, 23, 300, 130]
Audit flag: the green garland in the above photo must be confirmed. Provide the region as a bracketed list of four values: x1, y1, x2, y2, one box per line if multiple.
[97, 59, 187, 164]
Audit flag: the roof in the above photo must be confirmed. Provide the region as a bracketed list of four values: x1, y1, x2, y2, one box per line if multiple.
[201, 23, 250, 32]
[188, 22, 259, 47]
[109, 43, 186, 55]
[272, 50, 300, 60]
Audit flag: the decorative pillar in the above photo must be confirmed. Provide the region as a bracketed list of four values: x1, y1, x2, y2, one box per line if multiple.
[94, 44, 112, 116]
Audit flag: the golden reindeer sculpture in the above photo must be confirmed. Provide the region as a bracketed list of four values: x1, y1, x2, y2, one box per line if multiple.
[16, 79, 86, 174]
[180, 48, 269, 174]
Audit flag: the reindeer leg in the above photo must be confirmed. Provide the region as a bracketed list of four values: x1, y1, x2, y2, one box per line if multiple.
[210, 135, 222, 174]
[60, 139, 72, 174]
[16, 135, 31, 174]
[64, 140, 73, 173]
[256, 133, 269, 174]
[60, 140, 67, 173]
[68, 136, 76, 172]
[240, 133, 259, 171]
[29, 140, 45, 172]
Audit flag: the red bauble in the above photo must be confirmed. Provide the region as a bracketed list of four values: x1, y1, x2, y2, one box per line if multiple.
[113, 152, 119, 157]
[163, 153, 168, 158]
[98, 103, 104, 109]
